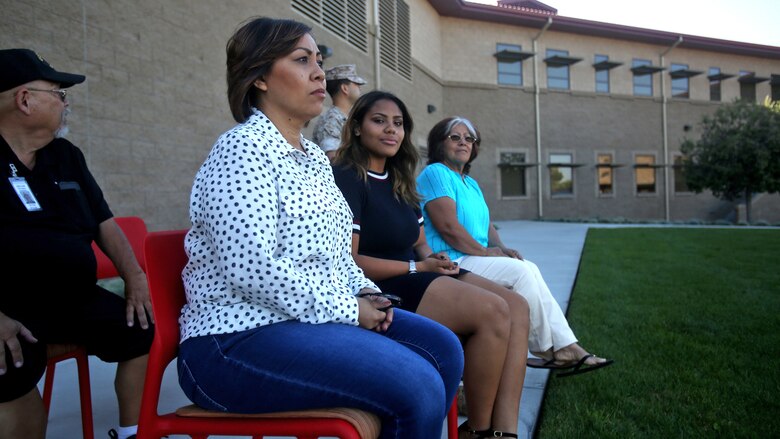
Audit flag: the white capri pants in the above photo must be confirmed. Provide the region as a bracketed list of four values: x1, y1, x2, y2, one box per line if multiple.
[458, 256, 577, 355]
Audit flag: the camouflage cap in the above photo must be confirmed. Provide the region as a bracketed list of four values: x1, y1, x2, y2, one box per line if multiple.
[325, 64, 366, 85]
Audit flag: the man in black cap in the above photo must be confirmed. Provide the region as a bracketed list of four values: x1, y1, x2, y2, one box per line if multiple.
[0, 49, 153, 439]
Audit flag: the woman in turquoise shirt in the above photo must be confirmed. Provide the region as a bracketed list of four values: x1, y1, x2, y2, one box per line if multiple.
[417, 116, 613, 377]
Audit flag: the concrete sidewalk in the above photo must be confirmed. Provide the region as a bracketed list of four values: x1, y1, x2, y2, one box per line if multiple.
[495, 220, 591, 439]
[40, 220, 592, 439]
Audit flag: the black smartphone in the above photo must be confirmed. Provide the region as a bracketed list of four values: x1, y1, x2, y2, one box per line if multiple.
[357, 292, 403, 311]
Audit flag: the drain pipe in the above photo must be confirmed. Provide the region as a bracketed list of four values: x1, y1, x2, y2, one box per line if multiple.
[371, 0, 381, 89]
[660, 35, 682, 222]
[532, 17, 552, 219]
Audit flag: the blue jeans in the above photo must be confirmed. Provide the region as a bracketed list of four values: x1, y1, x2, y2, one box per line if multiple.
[178, 309, 463, 438]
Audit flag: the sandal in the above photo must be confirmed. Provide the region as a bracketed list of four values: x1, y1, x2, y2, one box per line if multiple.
[458, 421, 518, 438]
[458, 421, 492, 439]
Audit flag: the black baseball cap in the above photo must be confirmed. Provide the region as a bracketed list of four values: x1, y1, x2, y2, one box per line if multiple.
[0, 48, 85, 93]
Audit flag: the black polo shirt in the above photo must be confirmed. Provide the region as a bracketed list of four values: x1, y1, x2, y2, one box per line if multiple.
[1, 135, 112, 315]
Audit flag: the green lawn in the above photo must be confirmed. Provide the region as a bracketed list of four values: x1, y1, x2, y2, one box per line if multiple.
[536, 228, 780, 438]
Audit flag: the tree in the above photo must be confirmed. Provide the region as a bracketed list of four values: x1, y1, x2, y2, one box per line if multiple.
[680, 99, 780, 223]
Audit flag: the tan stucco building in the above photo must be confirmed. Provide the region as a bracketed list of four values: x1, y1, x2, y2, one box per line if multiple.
[2, 0, 779, 229]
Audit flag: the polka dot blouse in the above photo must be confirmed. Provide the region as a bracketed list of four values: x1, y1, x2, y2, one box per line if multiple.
[180, 109, 377, 341]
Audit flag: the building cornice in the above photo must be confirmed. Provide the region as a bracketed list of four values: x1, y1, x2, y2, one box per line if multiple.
[428, 0, 780, 60]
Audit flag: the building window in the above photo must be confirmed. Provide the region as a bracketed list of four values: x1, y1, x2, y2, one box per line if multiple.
[546, 49, 571, 90]
[633, 59, 653, 96]
[496, 43, 524, 86]
[292, 0, 368, 51]
[597, 153, 614, 195]
[635, 154, 656, 194]
[378, 0, 412, 80]
[594, 55, 610, 93]
[673, 155, 690, 193]
[498, 151, 528, 197]
[671, 63, 690, 98]
[771, 74, 780, 101]
[549, 153, 573, 196]
[740, 70, 756, 102]
[709, 67, 722, 101]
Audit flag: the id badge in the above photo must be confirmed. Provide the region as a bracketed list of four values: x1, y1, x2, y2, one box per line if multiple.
[8, 177, 42, 211]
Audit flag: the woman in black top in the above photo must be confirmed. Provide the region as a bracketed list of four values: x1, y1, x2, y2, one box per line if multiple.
[333, 91, 529, 439]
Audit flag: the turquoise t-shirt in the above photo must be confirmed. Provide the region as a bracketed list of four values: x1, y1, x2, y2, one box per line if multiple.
[416, 163, 490, 260]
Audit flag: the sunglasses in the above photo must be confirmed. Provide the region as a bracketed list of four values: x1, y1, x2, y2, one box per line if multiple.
[27, 87, 68, 102]
[446, 134, 478, 144]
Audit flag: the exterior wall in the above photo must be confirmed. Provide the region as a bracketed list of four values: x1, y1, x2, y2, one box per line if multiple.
[439, 16, 539, 85]
[3, 0, 778, 227]
[431, 13, 780, 222]
[0, 0, 299, 230]
[409, 0, 443, 80]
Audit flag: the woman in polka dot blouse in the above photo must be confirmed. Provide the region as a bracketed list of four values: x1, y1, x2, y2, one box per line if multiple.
[177, 17, 464, 438]
[333, 91, 529, 439]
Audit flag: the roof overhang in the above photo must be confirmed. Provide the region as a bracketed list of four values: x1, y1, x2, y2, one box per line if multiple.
[707, 72, 736, 81]
[544, 54, 582, 66]
[669, 69, 704, 78]
[494, 49, 536, 61]
[593, 60, 623, 70]
[631, 65, 666, 75]
[738, 73, 770, 84]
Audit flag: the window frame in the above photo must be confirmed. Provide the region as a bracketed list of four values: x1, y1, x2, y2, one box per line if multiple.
[497, 148, 530, 200]
[709, 67, 722, 102]
[634, 153, 658, 196]
[548, 152, 575, 198]
[594, 54, 610, 93]
[496, 43, 524, 86]
[739, 70, 757, 102]
[595, 151, 616, 198]
[671, 63, 690, 98]
[672, 154, 692, 195]
[546, 49, 571, 91]
[771, 74, 780, 101]
[632, 58, 654, 96]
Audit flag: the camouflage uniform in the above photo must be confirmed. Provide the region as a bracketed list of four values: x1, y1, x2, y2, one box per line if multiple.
[313, 64, 366, 154]
[312, 106, 347, 153]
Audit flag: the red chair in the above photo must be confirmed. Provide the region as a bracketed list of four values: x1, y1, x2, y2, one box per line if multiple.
[93, 216, 148, 278]
[42, 344, 93, 439]
[42, 216, 148, 439]
[448, 397, 459, 439]
[137, 230, 382, 439]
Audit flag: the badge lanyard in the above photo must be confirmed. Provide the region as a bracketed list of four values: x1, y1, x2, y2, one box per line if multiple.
[8, 163, 42, 211]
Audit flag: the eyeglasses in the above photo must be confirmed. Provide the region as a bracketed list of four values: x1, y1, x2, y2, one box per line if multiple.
[446, 134, 478, 144]
[26, 88, 68, 102]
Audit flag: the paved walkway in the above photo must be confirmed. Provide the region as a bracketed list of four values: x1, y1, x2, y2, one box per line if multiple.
[496, 220, 591, 439]
[40, 220, 592, 439]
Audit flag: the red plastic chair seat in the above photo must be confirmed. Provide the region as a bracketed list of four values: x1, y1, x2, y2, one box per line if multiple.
[175, 404, 381, 438]
[138, 230, 381, 439]
[139, 229, 460, 439]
